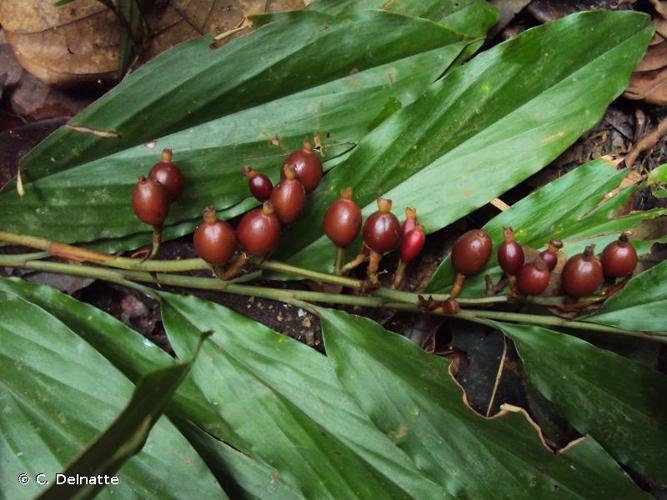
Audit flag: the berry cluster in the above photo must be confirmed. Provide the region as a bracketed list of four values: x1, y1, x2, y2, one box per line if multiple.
[448, 228, 638, 306]
[131, 149, 184, 257]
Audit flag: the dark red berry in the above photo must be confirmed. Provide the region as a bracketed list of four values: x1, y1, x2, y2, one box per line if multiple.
[283, 139, 322, 193]
[497, 227, 524, 276]
[402, 207, 417, 237]
[271, 164, 306, 224]
[451, 229, 492, 275]
[363, 198, 401, 254]
[400, 224, 425, 263]
[516, 258, 550, 296]
[539, 239, 563, 271]
[149, 149, 184, 199]
[562, 245, 603, 298]
[323, 187, 362, 248]
[237, 201, 281, 256]
[601, 233, 638, 278]
[243, 166, 273, 202]
[132, 176, 170, 226]
[193, 208, 237, 266]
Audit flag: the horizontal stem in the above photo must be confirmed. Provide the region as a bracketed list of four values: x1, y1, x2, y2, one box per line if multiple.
[0, 256, 664, 342]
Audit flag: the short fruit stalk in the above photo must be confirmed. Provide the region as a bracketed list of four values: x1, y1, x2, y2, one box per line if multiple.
[392, 224, 425, 289]
[362, 198, 401, 287]
[243, 166, 273, 202]
[323, 187, 362, 274]
[131, 176, 171, 259]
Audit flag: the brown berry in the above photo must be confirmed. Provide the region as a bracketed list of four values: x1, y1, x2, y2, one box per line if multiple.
[323, 187, 362, 248]
[600, 233, 638, 278]
[400, 224, 425, 263]
[451, 229, 492, 275]
[283, 139, 322, 193]
[402, 207, 417, 237]
[363, 198, 401, 254]
[516, 258, 550, 296]
[132, 176, 170, 226]
[243, 166, 273, 202]
[562, 245, 603, 298]
[237, 201, 281, 256]
[539, 239, 563, 271]
[271, 164, 306, 224]
[497, 227, 524, 276]
[149, 149, 184, 199]
[193, 208, 237, 266]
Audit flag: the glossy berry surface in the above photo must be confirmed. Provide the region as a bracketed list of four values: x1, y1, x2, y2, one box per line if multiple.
[516, 259, 550, 296]
[561, 246, 603, 298]
[271, 164, 306, 224]
[402, 207, 417, 237]
[601, 233, 638, 278]
[400, 225, 425, 263]
[451, 229, 492, 276]
[497, 227, 524, 275]
[363, 198, 401, 254]
[283, 140, 322, 193]
[193, 208, 237, 266]
[149, 149, 183, 199]
[539, 239, 563, 271]
[243, 166, 273, 202]
[237, 202, 281, 256]
[323, 187, 362, 247]
[132, 176, 170, 226]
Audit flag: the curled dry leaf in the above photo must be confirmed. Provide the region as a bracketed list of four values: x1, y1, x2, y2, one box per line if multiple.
[0, 0, 304, 87]
[625, 10, 667, 104]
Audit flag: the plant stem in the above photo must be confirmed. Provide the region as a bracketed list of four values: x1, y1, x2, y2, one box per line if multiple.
[0, 256, 663, 342]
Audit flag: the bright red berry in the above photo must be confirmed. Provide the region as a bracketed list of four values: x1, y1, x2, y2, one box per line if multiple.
[283, 139, 322, 193]
[323, 187, 362, 248]
[243, 166, 273, 202]
[363, 198, 401, 254]
[132, 176, 170, 226]
[400, 224, 425, 263]
[516, 258, 550, 296]
[600, 233, 638, 278]
[193, 208, 237, 266]
[497, 227, 524, 276]
[271, 164, 306, 224]
[149, 149, 184, 199]
[451, 229, 492, 275]
[562, 245, 604, 298]
[237, 202, 281, 256]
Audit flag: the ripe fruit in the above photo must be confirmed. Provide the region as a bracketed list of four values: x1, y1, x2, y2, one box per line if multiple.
[193, 208, 237, 266]
[561, 245, 604, 298]
[402, 207, 417, 237]
[400, 225, 425, 263]
[271, 164, 306, 224]
[600, 233, 638, 278]
[451, 229, 493, 276]
[516, 258, 550, 296]
[363, 198, 401, 254]
[149, 149, 184, 199]
[283, 139, 322, 193]
[539, 239, 563, 271]
[497, 227, 524, 275]
[237, 201, 281, 256]
[243, 166, 273, 202]
[132, 176, 170, 226]
[323, 187, 362, 248]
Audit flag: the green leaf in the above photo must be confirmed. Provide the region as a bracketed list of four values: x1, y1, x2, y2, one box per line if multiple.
[2, 12, 473, 251]
[0, 277, 290, 498]
[316, 307, 649, 498]
[277, 11, 654, 273]
[586, 260, 667, 332]
[0, 291, 223, 499]
[159, 292, 447, 499]
[19, 10, 473, 180]
[307, 0, 499, 37]
[426, 159, 667, 294]
[492, 321, 667, 484]
[38, 344, 206, 500]
[118, 0, 143, 76]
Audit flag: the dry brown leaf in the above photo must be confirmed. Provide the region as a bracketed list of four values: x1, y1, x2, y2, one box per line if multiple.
[0, 0, 304, 87]
[625, 7, 667, 104]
